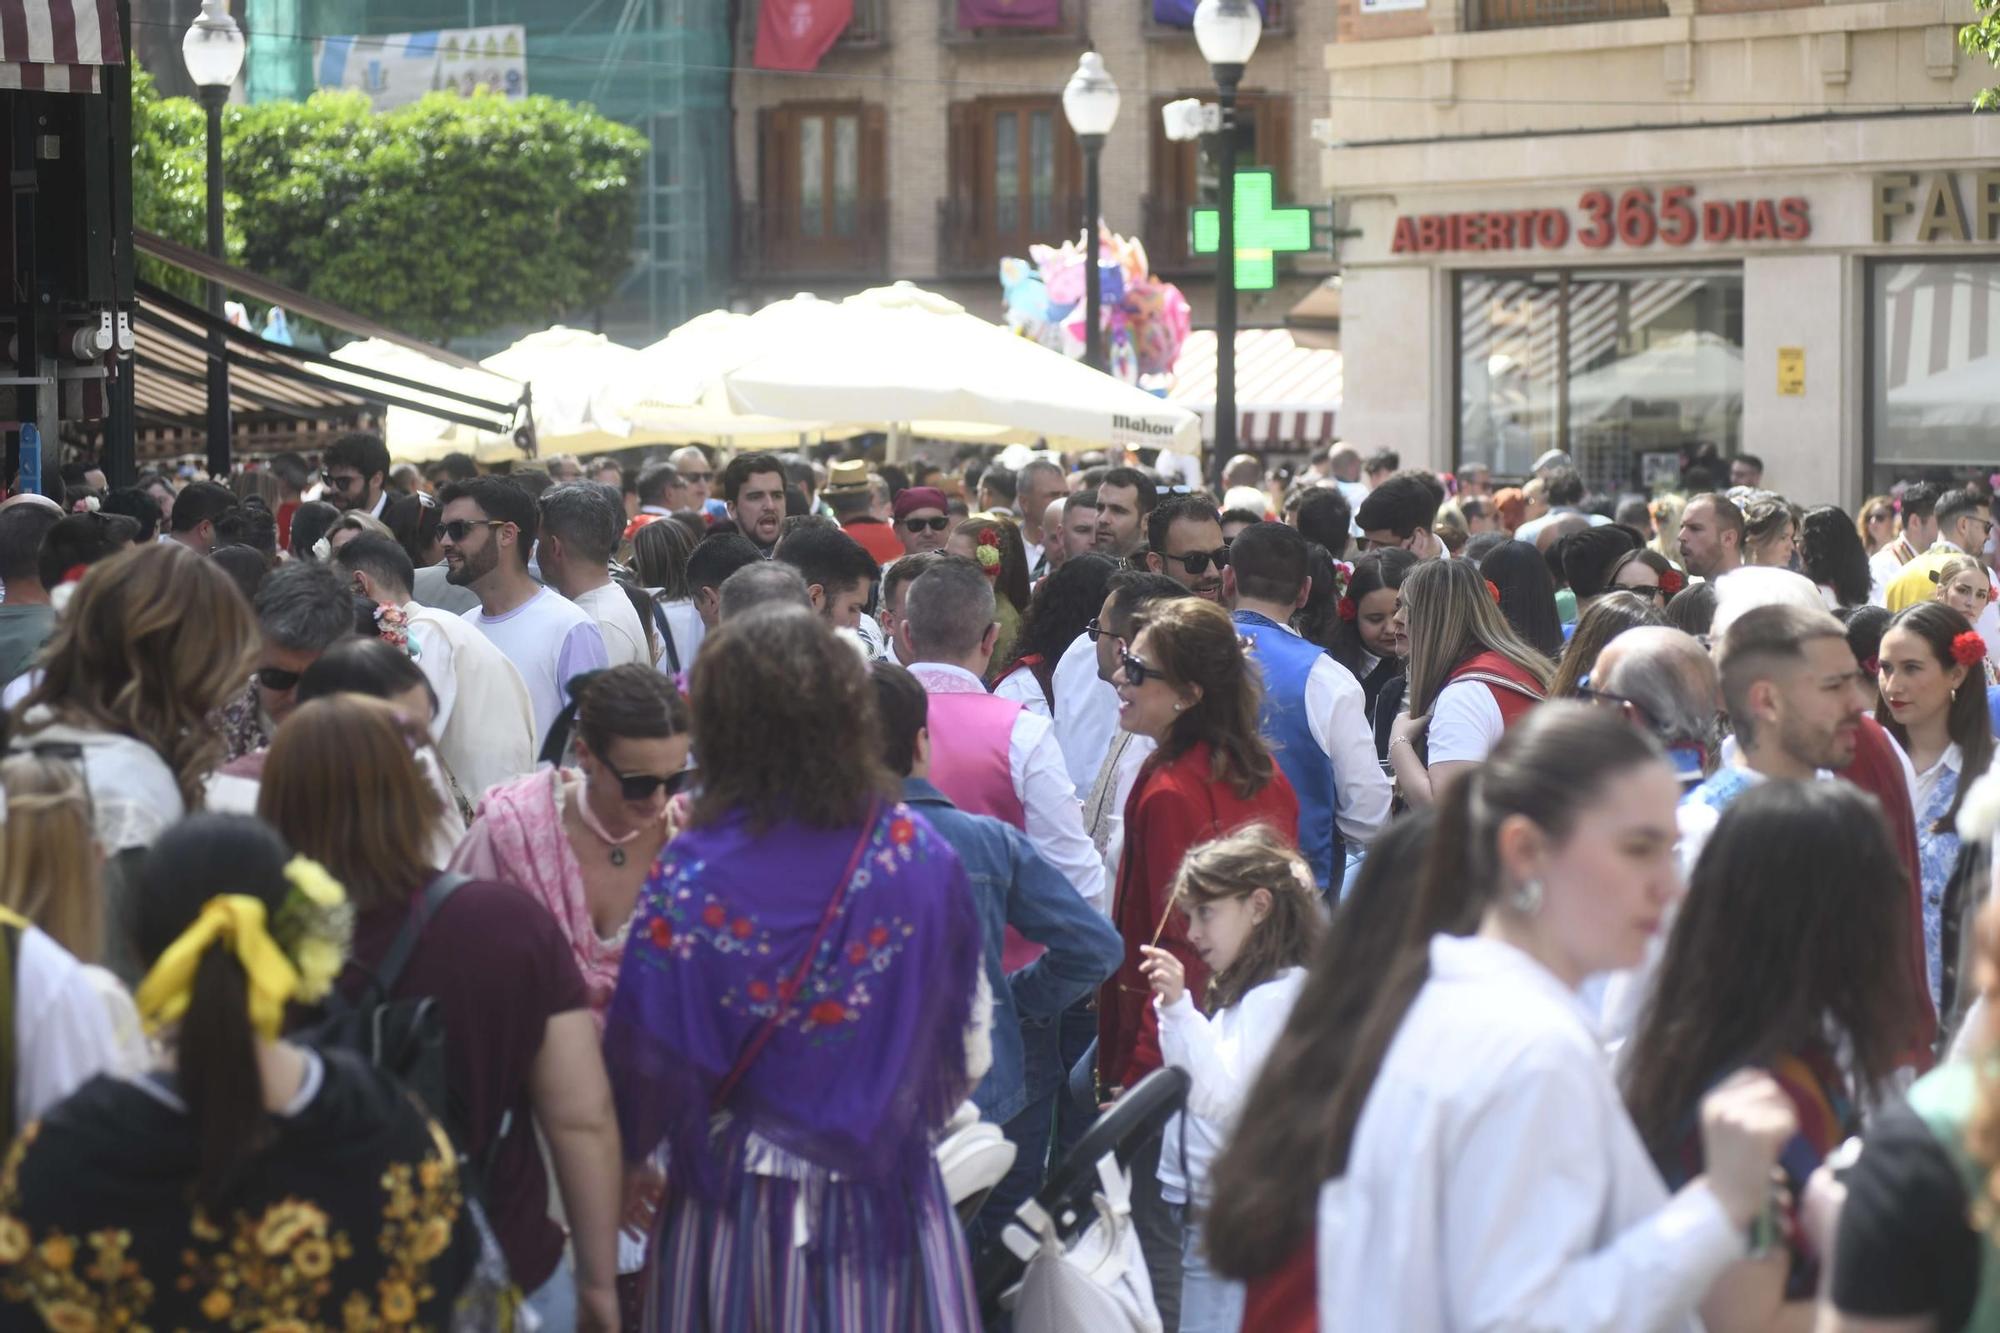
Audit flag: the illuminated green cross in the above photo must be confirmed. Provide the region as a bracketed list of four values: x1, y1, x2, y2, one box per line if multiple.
[1191, 169, 1313, 291]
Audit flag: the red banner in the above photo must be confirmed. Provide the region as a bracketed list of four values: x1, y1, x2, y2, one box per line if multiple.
[958, 0, 1063, 27]
[753, 0, 854, 72]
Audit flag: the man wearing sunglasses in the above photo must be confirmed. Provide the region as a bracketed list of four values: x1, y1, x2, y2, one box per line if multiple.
[668, 446, 727, 522]
[323, 431, 424, 537]
[220, 561, 358, 764]
[891, 486, 953, 558]
[439, 478, 609, 755]
[1142, 494, 1229, 604]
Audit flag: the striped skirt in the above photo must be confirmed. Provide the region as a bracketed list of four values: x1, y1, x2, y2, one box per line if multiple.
[643, 1150, 979, 1333]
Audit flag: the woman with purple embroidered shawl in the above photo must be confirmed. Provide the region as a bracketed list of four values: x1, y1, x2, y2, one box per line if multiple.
[605, 605, 985, 1333]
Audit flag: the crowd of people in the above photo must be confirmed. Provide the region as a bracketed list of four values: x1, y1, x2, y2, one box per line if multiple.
[0, 433, 1994, 1332]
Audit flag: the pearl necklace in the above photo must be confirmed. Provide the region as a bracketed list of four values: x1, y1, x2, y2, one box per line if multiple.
[572, 777, 651, 867]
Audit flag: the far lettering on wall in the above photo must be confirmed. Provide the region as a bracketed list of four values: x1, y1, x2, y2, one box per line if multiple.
[1873, 171, 2000, 244]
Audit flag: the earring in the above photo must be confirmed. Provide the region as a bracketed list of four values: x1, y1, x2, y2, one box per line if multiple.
[1509, 878, 1545, 916]
[1172, 703, 1183, 711]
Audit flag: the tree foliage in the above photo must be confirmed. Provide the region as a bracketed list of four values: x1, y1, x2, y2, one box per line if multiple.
[1965, 3, 2000, 110]
[132, 78, 646, 342]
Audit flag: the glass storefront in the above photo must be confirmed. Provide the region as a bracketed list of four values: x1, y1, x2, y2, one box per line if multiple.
[1456, 267, 1744, 492]
[1868, 260, 2000, 496]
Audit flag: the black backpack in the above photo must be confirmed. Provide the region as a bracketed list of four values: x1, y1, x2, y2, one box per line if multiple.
[304, 873, 507, 1181]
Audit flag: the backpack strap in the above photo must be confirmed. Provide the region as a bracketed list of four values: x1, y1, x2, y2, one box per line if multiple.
[368, 872, 473, 1003]
[653, 601, 682, 676]
[0, 919, 19, 1144]
[1449, 670, 1546, 705]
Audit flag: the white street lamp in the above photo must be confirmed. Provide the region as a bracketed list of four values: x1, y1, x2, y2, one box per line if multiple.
[1193, 0, 1264, 74]
[181, 0, 246, 91]
[1063, 53, 1121, 374]
[1192, 0, 1262, 460]
[184, 0, 244, 477]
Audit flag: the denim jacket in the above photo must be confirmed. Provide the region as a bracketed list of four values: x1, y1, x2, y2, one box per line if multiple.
[902, 778, 1123, 1124]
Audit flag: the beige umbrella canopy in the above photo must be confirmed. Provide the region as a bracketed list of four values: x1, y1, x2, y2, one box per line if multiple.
[722, 283, 1201, 454]
[610, 309, 860, 450]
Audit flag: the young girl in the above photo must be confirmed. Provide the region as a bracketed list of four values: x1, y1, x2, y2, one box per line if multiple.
[1139, 824, 1324, 1333]
[1930, 554, 1999, 685]
[1877, 601, 1996, 1023]
[1323, 548, 1419, 754]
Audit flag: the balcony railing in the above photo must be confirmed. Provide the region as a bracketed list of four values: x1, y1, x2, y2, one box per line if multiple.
[939, 0, 1084, 43]
[738, 199, 890, 280]
[1144, 0, 1290, 39]
[937, 193, 1088, 276]
[1466, 0, 1664, 29]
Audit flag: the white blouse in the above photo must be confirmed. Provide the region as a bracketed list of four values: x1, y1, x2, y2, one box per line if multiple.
[1155, 966, 1307, 1207]
[1318, 934, 1742, 1332]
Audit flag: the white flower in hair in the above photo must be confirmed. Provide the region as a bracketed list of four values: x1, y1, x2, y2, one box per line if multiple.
[311, 536, 332, 562]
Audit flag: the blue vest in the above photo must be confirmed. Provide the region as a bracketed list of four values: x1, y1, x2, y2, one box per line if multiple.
[1234, 610, 1340, 889]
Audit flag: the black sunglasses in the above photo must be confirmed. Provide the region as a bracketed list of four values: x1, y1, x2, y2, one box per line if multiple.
[440, 518, 505, 542]
[609, 766, 693, 802]
[1161, 547, 1230, 576]
[257, 665, 302, 692]
[1084, 618, 1123, 644]
[1119, 651, 1164, 688]
[902, 515, 951, 534]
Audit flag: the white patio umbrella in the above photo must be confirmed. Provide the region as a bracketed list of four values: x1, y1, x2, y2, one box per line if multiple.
[611, 309, 860, 449]
[721, 282, 1201, 454]
[326, 339, 529, 464]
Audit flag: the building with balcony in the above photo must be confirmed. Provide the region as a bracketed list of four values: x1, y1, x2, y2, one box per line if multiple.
[1322, 0, 2000, 505]
[730, 0, 1340, 355]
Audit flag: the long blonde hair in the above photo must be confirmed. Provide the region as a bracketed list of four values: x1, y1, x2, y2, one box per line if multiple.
[13, 543, 258, 811]
[1648, 494, 1686, 566]
[1403, 557, 1555, 716]
[1171, 824, 1323, 1011]
[0, 755, 101, 962]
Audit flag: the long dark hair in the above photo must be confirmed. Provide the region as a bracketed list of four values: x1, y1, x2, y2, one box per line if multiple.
[136, 814, 297, 1211]
[1622, 781, 1914, 1164]
[1292, 541, 1342, 651]
[1801, 505, 1873, 608]
[1310, 707, 1662, 1238]
[1325, 548, 1419, 676]
[1134, 597, 1275, 800]
[1550, 590, 1665, 698]
[688, 604, 896, 831]
[1205, 808, 1458, 1279]
[1877, 601, 1995, 832]
[1478, 539, 1565, 660]
[1002, 553, 1116, 676]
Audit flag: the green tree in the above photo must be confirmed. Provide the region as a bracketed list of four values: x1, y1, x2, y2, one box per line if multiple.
[1965, 3, 2000, 108]
[129, 64, 239, 302]
[134, 81, 646, 343]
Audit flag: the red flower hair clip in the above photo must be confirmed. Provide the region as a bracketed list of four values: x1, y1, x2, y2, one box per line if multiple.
[1952, 630, 1987, 668]
[1485, 579, 1503, 606]
[1658, 568, 1686, 596]
[1337, 596, 1357, 622]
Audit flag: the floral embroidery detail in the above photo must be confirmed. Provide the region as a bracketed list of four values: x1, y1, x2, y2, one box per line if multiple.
[649, 917, 673, 948]
[0, 1128, 156, 1332]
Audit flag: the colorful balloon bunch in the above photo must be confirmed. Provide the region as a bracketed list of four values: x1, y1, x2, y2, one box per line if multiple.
[999, 223, 1191, 383]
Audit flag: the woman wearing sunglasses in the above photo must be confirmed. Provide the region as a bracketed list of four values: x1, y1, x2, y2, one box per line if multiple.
[451, 664, 691, 1026]
[261, 693, 623, 1332]
[1100, 596, 1298, 1328]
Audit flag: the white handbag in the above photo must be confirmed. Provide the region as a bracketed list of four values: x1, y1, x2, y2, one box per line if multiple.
[1003, 1151, 1163, 1333]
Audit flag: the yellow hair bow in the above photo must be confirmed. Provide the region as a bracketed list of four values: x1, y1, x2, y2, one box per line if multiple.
[134, 895, 300, 1040]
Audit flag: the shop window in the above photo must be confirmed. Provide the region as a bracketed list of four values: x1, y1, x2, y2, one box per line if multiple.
[1456, 268, 1744, 491]
[942, 98, 1082, 273]
[1145, 92, 1291, 273]
[747, 103, 886, 277]
[1867, 260, 2000, 496]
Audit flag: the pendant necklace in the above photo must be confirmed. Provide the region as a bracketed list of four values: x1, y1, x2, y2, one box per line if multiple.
[574, 782, 645, 867]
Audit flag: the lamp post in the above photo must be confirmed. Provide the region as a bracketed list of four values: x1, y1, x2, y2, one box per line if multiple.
[182, 0, 245, 480]
[1193, 0, 1261, 461]
[1062, 52, 1120, 376]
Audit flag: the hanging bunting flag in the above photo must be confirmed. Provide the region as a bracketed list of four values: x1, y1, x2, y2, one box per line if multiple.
[957, 0, 1064, 28]
[1150, 0, 1267, 25]
[754, 0, 855, 72]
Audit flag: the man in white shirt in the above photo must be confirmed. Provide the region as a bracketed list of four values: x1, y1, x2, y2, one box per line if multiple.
[720, 454, 788, 555]
[1225, 523, 1392, 894]
[897, 557, 1105, 911]
[439, 477, 609, 755]
[1869, 482, 1939, 598]
[773, 523, 880, 633]
[333, 533, 537, 802]
[538, 482, 648, 668]
[1015, 459, 1068, 580]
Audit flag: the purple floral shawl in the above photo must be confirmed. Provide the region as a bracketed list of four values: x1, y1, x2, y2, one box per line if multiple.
[602, 801, 980, 1238]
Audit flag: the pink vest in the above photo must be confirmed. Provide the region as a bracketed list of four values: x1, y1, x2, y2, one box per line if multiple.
[914, 669, 1044, 971]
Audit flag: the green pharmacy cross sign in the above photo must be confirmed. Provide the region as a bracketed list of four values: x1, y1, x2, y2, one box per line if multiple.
[1191, 169, 1313, 291]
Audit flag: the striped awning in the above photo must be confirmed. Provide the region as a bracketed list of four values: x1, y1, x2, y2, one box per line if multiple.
[1167, 327, 1343, 448]
[0, 0, 124, 93]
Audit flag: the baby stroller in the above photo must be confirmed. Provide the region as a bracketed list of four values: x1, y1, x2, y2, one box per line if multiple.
[971, 1067, 1190, 1330]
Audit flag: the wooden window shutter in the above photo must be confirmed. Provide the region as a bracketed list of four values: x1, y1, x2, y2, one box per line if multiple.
[860, 103, 886, 267]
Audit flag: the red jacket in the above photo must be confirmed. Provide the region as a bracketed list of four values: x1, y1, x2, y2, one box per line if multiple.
[1837, 715, 1938, 1062]
[841, 516, 905, 567]
[1098, 739, 1299, 1092]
